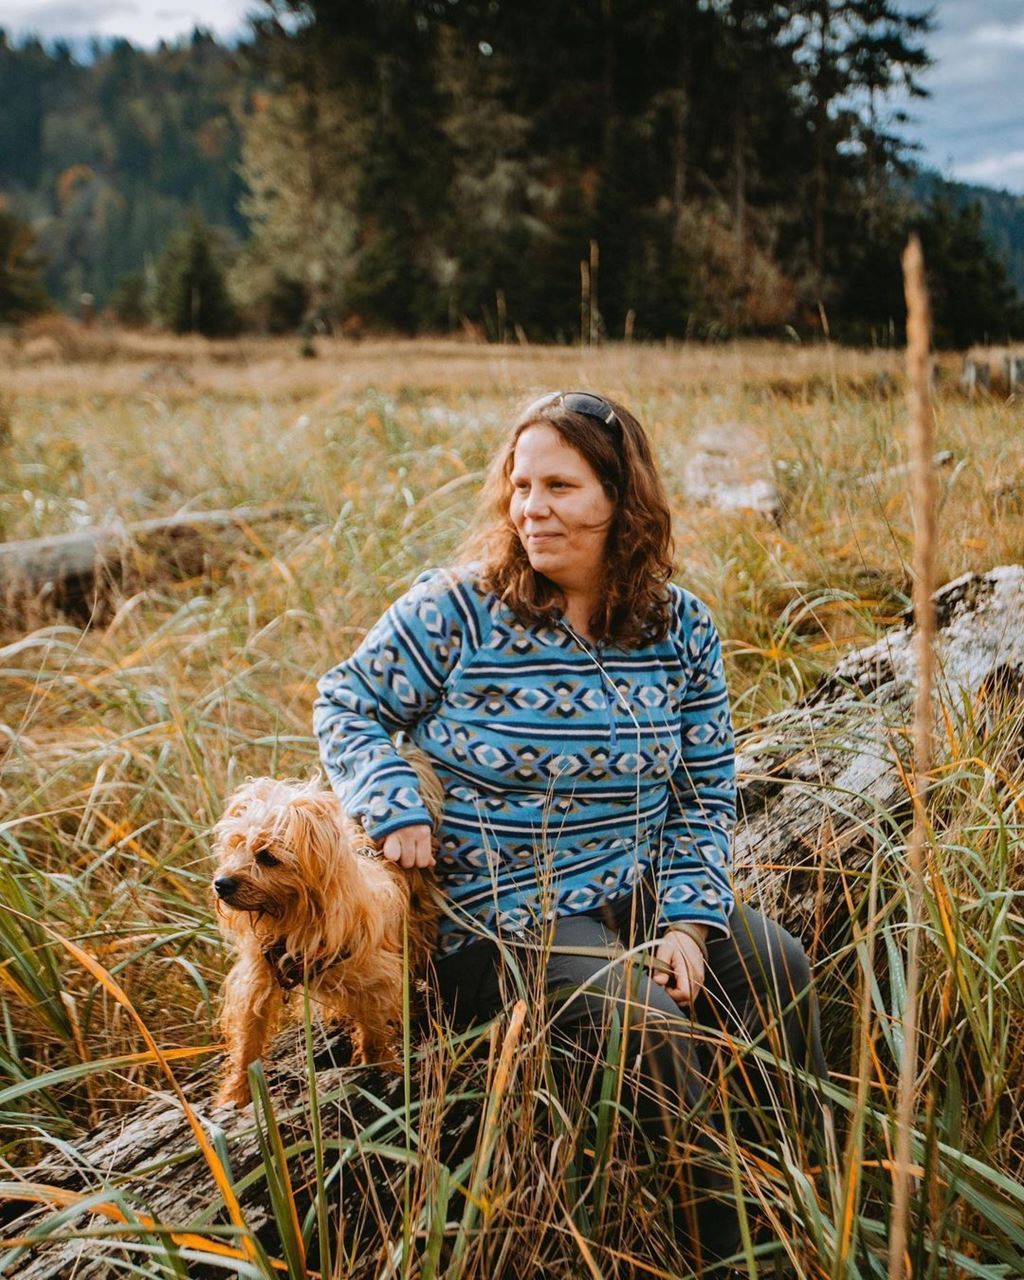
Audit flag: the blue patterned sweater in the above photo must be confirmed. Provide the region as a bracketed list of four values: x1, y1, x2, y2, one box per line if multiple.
[314, 569, 736, 957]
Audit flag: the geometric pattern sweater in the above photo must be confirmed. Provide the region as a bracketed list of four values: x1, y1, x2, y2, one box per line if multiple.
[314, 569, 735, 958]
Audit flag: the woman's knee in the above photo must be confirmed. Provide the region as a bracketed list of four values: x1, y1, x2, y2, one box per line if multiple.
[542, 914, 626, 1035]
[728, 905, 813, 1001]
[718, 905, 829, 1086]
[544, 930, 679, 1040]
[774, 926, 813, 998]
[548, 948, 672, 1039]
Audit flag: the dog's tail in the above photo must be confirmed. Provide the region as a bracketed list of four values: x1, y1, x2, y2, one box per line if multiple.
[395, 734, 445, 829]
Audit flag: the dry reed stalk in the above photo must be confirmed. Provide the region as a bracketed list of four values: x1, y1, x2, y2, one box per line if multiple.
[836, 846, 881, 1273]
[580, 260, 591, 348]
[888, 233, 936, 1280]
[589, 239, 600, 347]
[448, 999, 528, 1275]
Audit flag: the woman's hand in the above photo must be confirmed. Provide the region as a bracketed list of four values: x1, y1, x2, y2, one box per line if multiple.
[381, 823, 436, 869]
[652, 928, 707, 1008]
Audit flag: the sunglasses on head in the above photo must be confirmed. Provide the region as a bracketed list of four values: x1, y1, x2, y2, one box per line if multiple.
[523, 390, 622, 437]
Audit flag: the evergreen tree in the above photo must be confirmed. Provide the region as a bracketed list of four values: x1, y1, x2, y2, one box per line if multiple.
[0, 208, 51, 322]
[790, 0, 931, 297]
[920, 199, 1024, 348]
[0, 34, 52, 189]
[432, 27, 532, 335]
[832, 194, 1024, 346]
[235, 11, 369, 330]
[702, 2, 801, 262]
[154, 213, 237, 335]
[5, 3, 1020, 345]
[327, 2, 452, 331]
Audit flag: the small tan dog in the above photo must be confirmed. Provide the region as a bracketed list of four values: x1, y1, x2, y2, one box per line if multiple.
[212, 751, 442, 1107]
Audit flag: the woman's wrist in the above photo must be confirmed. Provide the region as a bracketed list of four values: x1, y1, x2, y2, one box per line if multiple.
[665, 921, 709, 961]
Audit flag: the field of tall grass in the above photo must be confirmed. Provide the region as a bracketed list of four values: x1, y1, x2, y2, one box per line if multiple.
[1, 333, 1023, 1277]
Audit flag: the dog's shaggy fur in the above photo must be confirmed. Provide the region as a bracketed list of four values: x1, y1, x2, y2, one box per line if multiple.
[212, 754, 442, 1107]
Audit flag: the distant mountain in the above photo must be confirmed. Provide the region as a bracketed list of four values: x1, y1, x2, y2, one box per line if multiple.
[913, 171, 1024, 297]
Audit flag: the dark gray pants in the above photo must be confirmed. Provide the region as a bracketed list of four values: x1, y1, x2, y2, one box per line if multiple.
[433, 893, 828, 1269]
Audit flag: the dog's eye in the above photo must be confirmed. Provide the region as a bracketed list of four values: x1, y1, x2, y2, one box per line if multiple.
[254, 848, 280, 868]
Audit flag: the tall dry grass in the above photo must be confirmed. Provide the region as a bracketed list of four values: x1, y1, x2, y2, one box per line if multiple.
[2, 333, 1024, 1276]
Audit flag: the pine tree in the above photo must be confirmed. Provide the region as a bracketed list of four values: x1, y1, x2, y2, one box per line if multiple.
[434, 25, 532, 335]
[790, 0, 931, 297]
[154, 213, 236, 335]
[921, 199, 1024, 348]
[343, 5, 452, 331]
[110, 273, 149, 326]
[701, 1, 800, 264]
[235, 15, 366, 330]
[0, 34, 51, 189]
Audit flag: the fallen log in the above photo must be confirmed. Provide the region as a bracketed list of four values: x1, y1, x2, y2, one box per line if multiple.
[854, 448, 954, 489]
[1, 1028, 480, 1279]
[5, 565, 1024, 1275]
[0, 505, 312, 621]
[732, 564, 1024, 946]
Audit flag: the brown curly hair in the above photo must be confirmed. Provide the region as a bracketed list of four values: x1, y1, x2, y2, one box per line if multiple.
[456, 393, 675, 648]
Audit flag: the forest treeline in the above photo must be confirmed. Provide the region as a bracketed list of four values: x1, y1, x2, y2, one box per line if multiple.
[2, 0, 1023, 346]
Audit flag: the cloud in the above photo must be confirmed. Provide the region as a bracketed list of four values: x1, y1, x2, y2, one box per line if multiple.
[955, 149, 1024, 193]
[0, 0, 253, 44]
[971, 21, 1024, 49]
[1, 0, 139, 32]
[894, 0, 1024, 193]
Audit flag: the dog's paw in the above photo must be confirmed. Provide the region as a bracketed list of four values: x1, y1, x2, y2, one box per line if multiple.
[351, 1047, 404, 1074]
[215, 1079, 252, 1109]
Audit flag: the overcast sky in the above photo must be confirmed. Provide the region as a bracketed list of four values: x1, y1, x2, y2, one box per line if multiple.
[900, 0, 1024, 194]
[2, 0, 1023, 196]
[0, 0, 253, 46]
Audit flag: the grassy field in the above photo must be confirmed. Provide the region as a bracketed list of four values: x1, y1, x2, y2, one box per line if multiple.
[1, 332, 1023, 1277]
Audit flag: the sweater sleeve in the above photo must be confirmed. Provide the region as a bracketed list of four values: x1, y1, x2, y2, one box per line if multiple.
[656, 590, 736, 938]
[313, 570, 475, 839]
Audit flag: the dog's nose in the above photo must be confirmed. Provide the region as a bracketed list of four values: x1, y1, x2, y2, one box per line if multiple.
[213, 876, 239, 899]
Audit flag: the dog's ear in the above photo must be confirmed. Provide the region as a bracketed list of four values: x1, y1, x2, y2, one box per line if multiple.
[219, 777, 275, 822]
[220, 794, 249, 823]
[284, 791, 346, 879]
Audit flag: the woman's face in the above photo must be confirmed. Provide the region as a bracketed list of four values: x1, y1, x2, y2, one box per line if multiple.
[509, 423, 616, 596]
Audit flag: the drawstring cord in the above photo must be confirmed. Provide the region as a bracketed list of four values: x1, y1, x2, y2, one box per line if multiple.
[418, 621, 676, 978]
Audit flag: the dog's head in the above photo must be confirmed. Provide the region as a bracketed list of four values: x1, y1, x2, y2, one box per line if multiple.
[211, 777, 348, 938]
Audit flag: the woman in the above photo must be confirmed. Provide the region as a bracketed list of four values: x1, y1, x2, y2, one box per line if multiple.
[314, 390, 826, 1265]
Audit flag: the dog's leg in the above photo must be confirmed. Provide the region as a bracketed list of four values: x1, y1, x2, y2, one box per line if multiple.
[216, 954, 283, 1107]
[351, 1022, 402, 1072]
[350, 993, 402, 1073]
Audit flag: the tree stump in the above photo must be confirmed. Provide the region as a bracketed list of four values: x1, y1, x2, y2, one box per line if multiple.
[962, 346, 1024, 396]
[680, 424, 781, 518]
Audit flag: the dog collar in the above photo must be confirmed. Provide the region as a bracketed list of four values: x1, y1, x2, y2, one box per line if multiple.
[262, 940, 351, 991]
